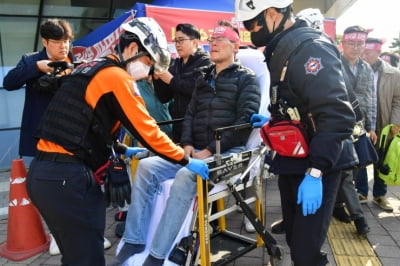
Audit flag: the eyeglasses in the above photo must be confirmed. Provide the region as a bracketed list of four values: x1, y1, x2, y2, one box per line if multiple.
[47, 39, 71, 46]
[207, 36, 230, 43]
[344, 41, 365, 49]
[173, 38, 193, 45]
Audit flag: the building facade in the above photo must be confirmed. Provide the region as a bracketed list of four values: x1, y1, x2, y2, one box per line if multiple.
[0, 0, 153, 170]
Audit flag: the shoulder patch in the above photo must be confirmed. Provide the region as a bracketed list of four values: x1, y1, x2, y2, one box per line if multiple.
[304, 57, 323, 75]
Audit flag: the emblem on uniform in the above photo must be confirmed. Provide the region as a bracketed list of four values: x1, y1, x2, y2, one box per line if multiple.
[304, 57, 323, 75]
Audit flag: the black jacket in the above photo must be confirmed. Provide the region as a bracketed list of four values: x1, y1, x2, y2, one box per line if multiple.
[180, 63, 260, 154]
[3, 48, 75, 156]
[153, 49, 212, 142]
[265, 20, 357, 174]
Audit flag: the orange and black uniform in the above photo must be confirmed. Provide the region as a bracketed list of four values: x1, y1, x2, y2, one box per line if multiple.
[26, 55, 189, 266]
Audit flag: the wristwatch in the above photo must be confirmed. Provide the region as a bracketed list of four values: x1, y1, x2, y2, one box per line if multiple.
[306, 168, 322, 178]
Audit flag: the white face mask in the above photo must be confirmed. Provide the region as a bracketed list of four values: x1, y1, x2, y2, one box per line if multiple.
[127, 61, 151, 81]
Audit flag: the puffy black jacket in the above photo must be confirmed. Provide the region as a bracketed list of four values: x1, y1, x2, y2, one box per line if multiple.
[180, 63, 260, 154]
[153, 49, 212, 142]
[265, 20, 357, 174]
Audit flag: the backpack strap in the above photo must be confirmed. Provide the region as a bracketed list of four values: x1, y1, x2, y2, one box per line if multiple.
[269, 27, 326, 84]
[269, 27, 327, 116]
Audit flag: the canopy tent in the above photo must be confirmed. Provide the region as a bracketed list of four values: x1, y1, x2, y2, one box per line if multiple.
[72, 1, 335, 61]
[72, 1, 248, 61]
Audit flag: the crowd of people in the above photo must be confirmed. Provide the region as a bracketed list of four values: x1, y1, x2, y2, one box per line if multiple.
[2, 0, 400, 265]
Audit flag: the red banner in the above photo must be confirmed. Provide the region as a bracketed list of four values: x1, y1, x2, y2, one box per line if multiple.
[145, 5, 252, 46]
[323, 18, 336, 43]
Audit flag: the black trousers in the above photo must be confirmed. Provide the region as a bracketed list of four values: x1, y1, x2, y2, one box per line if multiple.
[279, 170, 341, 266]
[27, 159, 105, 266]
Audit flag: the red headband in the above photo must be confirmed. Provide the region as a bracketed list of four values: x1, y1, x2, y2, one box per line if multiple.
[365, 42, 382, 51]
[343, 32, 368, 42]
[212, 26, 240, 43]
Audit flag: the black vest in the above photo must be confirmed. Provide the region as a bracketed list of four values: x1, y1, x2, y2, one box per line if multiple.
[36, 57, 123, 170]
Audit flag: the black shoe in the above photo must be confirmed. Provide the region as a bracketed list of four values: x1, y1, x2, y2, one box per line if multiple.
[271, 219, 285, 234]
[332, 206, 351, 223]
[354, 217, 370, 235]
[115, 222, 125, 238]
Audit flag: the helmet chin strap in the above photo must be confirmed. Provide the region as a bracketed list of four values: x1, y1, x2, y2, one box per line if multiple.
[268, 6, 292, 39]
[116, 43, 149, 68]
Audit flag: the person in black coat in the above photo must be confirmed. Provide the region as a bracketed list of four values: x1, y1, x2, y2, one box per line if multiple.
[3, 18, 75, 157]
[236, 0, 357, 265]
[153, 23, 212, 142]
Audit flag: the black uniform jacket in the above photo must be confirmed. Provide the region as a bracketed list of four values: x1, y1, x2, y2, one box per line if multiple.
[265, 20, 357, 175]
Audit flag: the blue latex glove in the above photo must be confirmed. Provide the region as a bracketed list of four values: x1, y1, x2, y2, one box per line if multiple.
[250, 114, 270, 127]
[124, 147, 147, 157]
[186, 158, 209, 180]
[297, 173, 323, 216]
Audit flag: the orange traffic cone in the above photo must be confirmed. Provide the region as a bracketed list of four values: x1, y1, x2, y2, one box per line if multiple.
[0, 159, 50, 261]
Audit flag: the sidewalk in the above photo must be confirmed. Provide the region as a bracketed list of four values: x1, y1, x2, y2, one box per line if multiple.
[0, 167, 399, 265]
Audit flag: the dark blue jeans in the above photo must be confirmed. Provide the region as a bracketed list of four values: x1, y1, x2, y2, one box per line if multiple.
[355, 165, 387, 197]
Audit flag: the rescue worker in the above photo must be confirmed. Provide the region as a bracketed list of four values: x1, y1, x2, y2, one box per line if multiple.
[26, 17, 208, 266]
[235, 0, 357, 265]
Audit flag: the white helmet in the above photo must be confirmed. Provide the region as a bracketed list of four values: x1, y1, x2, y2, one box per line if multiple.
[235, 0, 293, 22]
[121, 17, 170, 72]
[296, 8, 324, 31]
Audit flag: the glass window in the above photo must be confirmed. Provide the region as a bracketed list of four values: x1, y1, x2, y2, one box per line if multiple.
[0, 0, 40, 15]
[42, 0, 111, 18]
[0, 17, 37, 67]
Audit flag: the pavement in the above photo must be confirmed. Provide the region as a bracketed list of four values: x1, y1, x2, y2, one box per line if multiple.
[0, 165, 400, 266]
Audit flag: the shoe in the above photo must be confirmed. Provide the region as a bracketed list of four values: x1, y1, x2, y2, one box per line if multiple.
[103, 237, 112, 249]
[271, 219, 285, 234]
[373, 196, 393, 212]
[244, 217, 256, 233]
[332, 206, 351, 223]
[354, 217, 370, 235]
[115, 222, 125, 238]
[49, 233, 60, 256]
[358, 194, 368, 204]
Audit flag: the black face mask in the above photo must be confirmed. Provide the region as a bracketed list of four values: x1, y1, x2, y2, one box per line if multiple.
[250, 27, 269, 47]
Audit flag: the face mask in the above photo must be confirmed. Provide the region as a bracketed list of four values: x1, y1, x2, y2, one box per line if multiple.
[127, 61, 150, 81]
[250, 27, 269, 47]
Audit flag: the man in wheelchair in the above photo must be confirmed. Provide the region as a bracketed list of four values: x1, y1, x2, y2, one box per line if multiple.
[109, 20, 260, 266]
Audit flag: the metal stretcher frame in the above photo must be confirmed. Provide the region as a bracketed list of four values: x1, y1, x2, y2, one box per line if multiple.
[190, 123, 284, 266]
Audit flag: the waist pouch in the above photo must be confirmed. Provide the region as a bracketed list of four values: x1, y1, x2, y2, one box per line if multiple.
[260, 120, 309, 158]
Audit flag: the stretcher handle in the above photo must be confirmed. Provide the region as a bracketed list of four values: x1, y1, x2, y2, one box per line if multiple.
[213, 123, 253, 140]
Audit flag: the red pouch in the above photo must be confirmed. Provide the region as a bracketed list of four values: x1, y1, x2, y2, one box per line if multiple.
[260, 120, 309, 158]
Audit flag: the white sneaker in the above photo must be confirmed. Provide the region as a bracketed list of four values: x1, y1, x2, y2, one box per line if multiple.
[48, 234, 112, 255]
[244, 217, 256, 233]
[49, 234, 60, 256]
[103, 237, 112, 249]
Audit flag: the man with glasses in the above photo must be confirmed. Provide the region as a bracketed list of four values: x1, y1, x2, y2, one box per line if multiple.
[339, 26, 382, 210]
[153, 23, 211, 143]
[111, 20, 260, 266]
[3, 18, 75, 159]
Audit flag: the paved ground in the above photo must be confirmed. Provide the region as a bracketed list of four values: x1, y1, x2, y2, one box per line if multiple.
[0, 166, 399, 265]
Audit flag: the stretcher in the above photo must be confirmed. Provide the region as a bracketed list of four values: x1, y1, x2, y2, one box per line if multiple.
[117, 123, 283, 266]
[179, 123, 284, 266]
